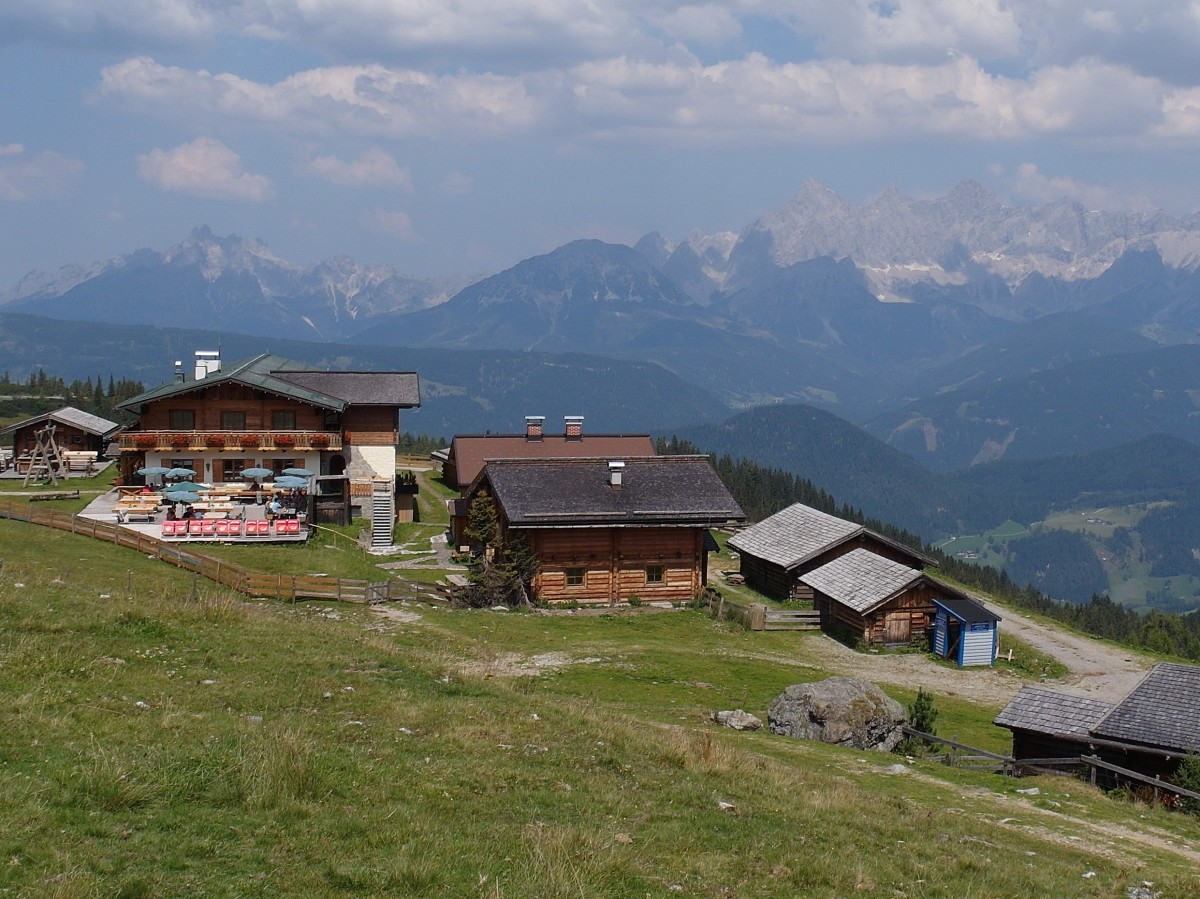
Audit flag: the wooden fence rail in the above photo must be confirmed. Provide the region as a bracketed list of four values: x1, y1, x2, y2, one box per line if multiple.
[0, 498, 446, 606]
[699, 589, 822, 631]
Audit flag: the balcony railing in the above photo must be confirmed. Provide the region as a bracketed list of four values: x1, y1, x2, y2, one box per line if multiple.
[119, 431, 343, 453]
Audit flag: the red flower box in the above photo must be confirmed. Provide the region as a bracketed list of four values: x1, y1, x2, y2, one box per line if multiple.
[274, 434, 296, 447]
[206, 434, 226, 448]
[310, 434, 330, 448]
[133, 434, 156, 449]
[239, 434, 261, 448]
[170, 434, 190, 448]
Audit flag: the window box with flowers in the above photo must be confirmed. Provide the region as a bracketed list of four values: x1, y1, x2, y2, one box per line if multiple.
[169, 434, 191, 449]
[273, 434, 296, 448]
[239, 434, 261, 448]
[205, 434, 226, 449]
[310, 434, 331, 449]
[133, 434, 156, 449]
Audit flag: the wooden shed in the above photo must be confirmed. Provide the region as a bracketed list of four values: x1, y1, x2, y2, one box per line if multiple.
[800, 548, 940, 647]
[931, 596, 1000, 666]
[2, 406, 121, 463]
[994, 686, 1116, 760]
[996, 663, 1200, 783]
[727, 502, 933, 601]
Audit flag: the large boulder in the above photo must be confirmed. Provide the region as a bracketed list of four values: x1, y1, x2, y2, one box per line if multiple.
[768, 677, 906, 751]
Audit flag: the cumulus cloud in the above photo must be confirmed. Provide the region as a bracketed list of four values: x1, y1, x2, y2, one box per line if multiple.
[301, 148, 412, 189]
[96, 50, 1200, 150]
[1010, 163, 1138, 211]
[0, 0, 217, 50]
[98, 57, 538, 138]
[0, 146, 85, 201]
[362, 208, 419, 241]
[137, 137, 272, 201]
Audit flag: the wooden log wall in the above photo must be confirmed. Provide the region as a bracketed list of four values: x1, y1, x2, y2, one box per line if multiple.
[528, 526, 705, 605]
[136, 384, 330, 431]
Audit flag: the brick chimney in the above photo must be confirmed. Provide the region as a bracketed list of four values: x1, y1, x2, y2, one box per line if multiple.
[608, 460, 625, 487]
[564, 415, 584, 440]
[524, 415, 545, 441]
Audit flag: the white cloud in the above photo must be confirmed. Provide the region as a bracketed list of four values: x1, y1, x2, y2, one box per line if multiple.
[0, 147, 85, 201]
[1010, 163, 1141, 211]
[98, 57, 538, 138]
[301, 148, 411, 189]
[136, 137, 272, 201]
[362, 208, 419, 241]
[0, 0, 217, 49]
[96, 50, 1200, 150]
[441, 172, 473, 195]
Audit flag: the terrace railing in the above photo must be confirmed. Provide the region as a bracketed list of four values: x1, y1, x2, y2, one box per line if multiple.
[118, 430, 342, 453]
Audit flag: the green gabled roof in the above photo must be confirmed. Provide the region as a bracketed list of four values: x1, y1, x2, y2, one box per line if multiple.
[118, 354, 350, 412]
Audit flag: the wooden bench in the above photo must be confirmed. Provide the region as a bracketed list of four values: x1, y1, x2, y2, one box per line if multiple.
[28, 490, 81, 502]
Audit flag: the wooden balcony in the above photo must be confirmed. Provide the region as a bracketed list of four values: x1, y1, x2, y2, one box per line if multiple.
[118, 431, 343, 453]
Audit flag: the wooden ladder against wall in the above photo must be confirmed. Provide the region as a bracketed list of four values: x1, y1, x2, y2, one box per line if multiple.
[370, 478, 395, 548]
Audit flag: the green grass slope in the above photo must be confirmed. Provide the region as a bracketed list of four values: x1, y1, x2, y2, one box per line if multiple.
[2, 519, 1199, 897]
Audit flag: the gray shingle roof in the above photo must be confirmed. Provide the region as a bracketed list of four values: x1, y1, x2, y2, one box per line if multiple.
[481, 456, 744, 527]
[118, 354, 419, 412]
[797, 547, 923, 613]
[0, 406, 121, 438]
[727, 503, 863, 568]
[1091, 663, 1200, 753]
[273, 371, 420, 406]
[994, 686, 1116, 738]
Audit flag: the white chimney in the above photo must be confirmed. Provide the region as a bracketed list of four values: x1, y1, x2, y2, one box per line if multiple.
[173, 360, 185, 383]
[194, 350, 221, 381]
[608, 460, 625, 487]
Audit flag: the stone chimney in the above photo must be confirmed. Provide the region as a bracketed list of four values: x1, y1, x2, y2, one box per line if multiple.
[564, 415, 584, 440]
[194, 350, 221, 381]
[524, 415, 545, 441]
[608, 460, 625, 487]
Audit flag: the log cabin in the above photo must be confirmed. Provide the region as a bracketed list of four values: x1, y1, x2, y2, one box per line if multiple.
[727, 502, 933, 602]
[467, 455, 744, 605]
[2, 407, 121, 470]
[996, 663, 1200, 783]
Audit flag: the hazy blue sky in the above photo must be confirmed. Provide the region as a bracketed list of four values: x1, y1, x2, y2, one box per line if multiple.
[4, 1, 1200, 287]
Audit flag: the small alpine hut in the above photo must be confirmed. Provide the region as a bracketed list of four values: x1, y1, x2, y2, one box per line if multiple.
[727, 502, 933, 601]
[931, 596, 1001, 667]
[996, 663, 1200, 783]
[800, 547, 1000, 658]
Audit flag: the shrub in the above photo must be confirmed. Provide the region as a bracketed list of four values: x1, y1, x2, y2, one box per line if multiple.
[1174, 753, 1200, 816]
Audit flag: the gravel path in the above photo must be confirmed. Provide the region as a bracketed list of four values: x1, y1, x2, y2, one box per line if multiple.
[975, 597, 1151, 701]
[757, 597, 1152, 709]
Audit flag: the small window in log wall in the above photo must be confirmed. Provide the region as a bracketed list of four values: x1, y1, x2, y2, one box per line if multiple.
[565, 568, 585, 587]
[646, 565, 664, 584]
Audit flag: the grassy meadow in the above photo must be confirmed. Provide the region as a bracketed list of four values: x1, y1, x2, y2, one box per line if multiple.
[2, 516, 1200, 897]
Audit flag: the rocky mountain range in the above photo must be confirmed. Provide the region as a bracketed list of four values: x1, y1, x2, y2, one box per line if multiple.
[7, 180, 1200, 463]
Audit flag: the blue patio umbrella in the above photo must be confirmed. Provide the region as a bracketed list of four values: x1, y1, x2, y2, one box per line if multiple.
[280, 467, 316, 478]
[165, 481, 209, 494]
[273, 476, 309, 489]
[239, 467, 274, 483]
[166, 467, 197, 480]
[137, 465, 171, 485]
[164, 491, 201, 504]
